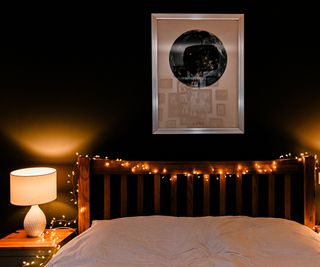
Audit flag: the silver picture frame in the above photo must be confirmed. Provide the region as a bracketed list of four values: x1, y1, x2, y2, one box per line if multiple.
[152, 13, 244, 134]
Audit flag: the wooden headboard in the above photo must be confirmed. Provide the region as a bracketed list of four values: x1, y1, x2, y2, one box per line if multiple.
[77, 155, 318, 233]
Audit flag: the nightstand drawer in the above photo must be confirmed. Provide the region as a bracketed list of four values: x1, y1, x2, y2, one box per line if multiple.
[0, 248, 53, 267]
[0, 229, 76, 267]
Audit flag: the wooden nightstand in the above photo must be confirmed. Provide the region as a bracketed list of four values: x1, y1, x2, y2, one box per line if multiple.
[0, 228, 76, 267]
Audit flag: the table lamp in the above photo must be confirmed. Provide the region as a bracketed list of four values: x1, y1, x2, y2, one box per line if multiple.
[10, 167, 57, 237]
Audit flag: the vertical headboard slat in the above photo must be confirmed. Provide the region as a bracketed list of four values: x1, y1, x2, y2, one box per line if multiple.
[252, 174, 259, 217]
[203, 176, 210, 216]
[235, 174, 242, 214]
[219, 176, 226, 215]
[284, 174, 291, 220]
[170, 175, 177, 216]
[187, 176, 193, 216]
[137, 175, 144, 215]
[104, 174, 110, 219]
[78, 156, 91, 233]
[304, 156, 316, 228]
[120, 175, 127, 217]
[268, 174, 275, 217]
[154, 174, 161, 214]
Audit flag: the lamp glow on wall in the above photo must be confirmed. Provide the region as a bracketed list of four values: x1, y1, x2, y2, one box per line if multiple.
[10, 167, 57, 237]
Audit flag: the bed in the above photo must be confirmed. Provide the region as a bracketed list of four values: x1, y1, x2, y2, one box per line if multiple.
[46, 155, 320, 267]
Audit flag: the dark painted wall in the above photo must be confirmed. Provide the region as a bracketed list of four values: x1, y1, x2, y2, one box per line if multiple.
[0, 1, 319, 236]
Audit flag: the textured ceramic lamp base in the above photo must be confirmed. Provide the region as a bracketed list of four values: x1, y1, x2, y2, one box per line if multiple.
[24, 205, 46, 237]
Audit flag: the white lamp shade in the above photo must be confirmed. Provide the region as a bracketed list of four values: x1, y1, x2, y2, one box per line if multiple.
[10, 167, 57, 206]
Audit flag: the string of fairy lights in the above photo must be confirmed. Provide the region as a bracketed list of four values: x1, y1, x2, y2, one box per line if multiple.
[280, 152, 320, 184]
[21, 157, 80, 267]
[45, 158, 79, 264]
[90, 155, 291, 177]
[85, 151, 320, 183]
[21, 229, 62, 267]
[49, 161, 79, 229]
[97, 156, 276, 177]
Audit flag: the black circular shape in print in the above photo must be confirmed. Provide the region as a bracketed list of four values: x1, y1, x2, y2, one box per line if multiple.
[169, 30, 227, 88]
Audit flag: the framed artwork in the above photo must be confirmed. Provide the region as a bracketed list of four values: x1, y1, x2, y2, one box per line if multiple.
[151, 13, 244, 134]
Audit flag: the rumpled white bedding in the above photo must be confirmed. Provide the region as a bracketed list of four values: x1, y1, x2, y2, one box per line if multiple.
[46, 215, 320, 267]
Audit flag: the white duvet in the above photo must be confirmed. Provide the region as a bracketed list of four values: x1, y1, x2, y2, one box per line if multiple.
[46, 215, 320, 267]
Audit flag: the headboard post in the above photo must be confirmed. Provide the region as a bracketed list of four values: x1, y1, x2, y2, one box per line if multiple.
[78, 156, 91, 234]
[303, 155, 316, 228]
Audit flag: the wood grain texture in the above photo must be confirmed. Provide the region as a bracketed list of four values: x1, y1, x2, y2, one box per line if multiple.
[0, 229, 76, 248]
[303, 156, 316, 228]
[78, 156, 91, 234]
